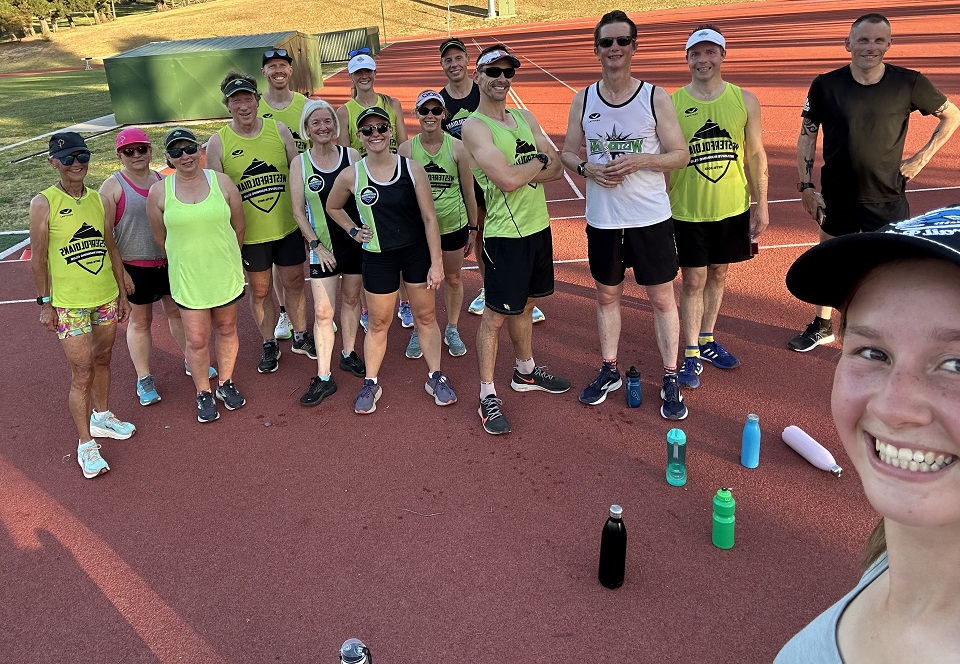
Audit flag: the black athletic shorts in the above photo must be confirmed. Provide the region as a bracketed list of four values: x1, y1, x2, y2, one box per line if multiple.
[332, 236, 362, 275]
[123, 263, 170, 305]
[586, 220, 679, 287]
[440, 226, 469, 252]
[482, 227, 554, 315]
[309, 262, 340, 279]
[362, 242, 430, 294]
[241, 229, 307, 273]
[674, 211, 752, 268]
[820, 197, 910, 237]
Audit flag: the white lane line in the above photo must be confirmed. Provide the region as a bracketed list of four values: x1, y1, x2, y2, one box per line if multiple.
[518, 54, 578, 93]
[0, 238, 30, 260]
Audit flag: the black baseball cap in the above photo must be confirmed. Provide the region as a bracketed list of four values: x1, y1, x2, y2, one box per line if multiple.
[262, 48, 293, 65]
[49, 132, 90, 159]
[222, 78, 258, 97]
[787, 206, 960, 309]
[163, 127, 200, 148]
[439, 38, 467, 55]
[356, 106, 391, 127]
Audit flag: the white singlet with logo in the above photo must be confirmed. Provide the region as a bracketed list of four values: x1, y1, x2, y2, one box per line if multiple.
[581, 81, 672, 229]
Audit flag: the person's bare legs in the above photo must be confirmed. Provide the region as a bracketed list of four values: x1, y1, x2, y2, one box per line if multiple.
[595, 281, 624, 361]
[246, 268, 278, 340]
[679, 266, 706, 350]
[311, 277, 338, 376]
[210, 304, 240, 382]
[180, 308, 214, 393]
[277, 263, 308, 334]
[441, 249, 465, 327]
[126, 302, 154, 379]
[646, 281, 680, 370]
[61, 326, 115, 441]
[405, 281, 442, 374]
[505, 298, 535, 365]
[700, 264, 729, 335]
[363, 290, 398, 379]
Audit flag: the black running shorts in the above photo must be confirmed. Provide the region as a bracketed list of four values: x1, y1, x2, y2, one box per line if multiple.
[241, 229, 307, 273]
[586, 220, 678, 287]
[123, 263, 170, 305]
[674, 210, 752, 268]
[362, 242, 430, 294]
[482, 227, 554, 315]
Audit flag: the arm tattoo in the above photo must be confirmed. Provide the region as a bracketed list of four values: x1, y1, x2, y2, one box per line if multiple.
[804, 158, 814, 178]
[800, 117, 819, 137]
[934, 100, 949, 116]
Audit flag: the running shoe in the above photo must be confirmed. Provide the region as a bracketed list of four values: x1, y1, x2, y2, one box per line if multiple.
[511, 366, 571, 393]
[787, 320, 835, 352]
[274, 311, 293, 340]
[258, 340, 281, 373]
[425, 371, 457, 406]
[398, 301, 414, 328]
[660, 374, 688, 421]
[354, 379, 382, 414]
[468, 288, 485, 315]
[215, 380, 246, 410]
[77, 440, 109, 479]
[360, 309, 369, 333]
[136, 375, 161, 406]
[444, 325, 467, 357]
[405, 329, 423, 359]
[300, 376, 337, 407]
[197, 390, 220, 423]
[90, 411, 136, 439]
[184, 361, 218, 379]
[699, 340, 740, 369]
[291, 332, 318, 360]
[532, 306, 546, 324]
[338, 350, 366, 377]
[677, 357, 703, 389]
[478, 395, 511, 435]
[578, 365, 622, 405]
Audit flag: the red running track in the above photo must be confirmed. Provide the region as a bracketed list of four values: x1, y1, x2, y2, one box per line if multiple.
[2, 1, 959, 661]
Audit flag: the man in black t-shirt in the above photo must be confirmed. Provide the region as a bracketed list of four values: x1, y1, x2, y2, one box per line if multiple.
[789, 12, 959, 352]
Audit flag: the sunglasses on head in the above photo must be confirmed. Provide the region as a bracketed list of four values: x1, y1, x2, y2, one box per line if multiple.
[120, 145, 150, 157]
[596, 36, 634, 48]
[167, 144, 199, 158]
[417, 106, 444, 116]
[358, 123, 391, 137]
[480, 66, 516, 79]
[348, 47, 371, 58]
[59, 152, 91, 166]
[263, 49, 288, 59]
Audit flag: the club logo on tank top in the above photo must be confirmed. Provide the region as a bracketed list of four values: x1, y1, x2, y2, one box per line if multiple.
[587, 125, 644, 161]
[237, 159, 287, 213]
[686, 119, 740, 184]
[513, 139, 541, 189]
[307, 174, 325, 193]
[359, 185, 379, 206]
[422, 161, 454, 201]
[60, 222, 107, 275]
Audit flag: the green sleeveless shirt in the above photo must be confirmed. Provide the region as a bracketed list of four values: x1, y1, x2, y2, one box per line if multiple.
[259, 92, 308, 153]
[42, 185, 119, 308]
[669, 83, 750, 222]
[469, 109, 549, 238]
[410, 133, 466, 234]
[163, 171, 244, 309]
[300, 153, 334, 253]
[345, 95, 399, 156]
[217, 118, 296, 245]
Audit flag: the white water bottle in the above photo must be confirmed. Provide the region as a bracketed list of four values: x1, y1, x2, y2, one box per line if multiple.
[782, 426, 842, 477]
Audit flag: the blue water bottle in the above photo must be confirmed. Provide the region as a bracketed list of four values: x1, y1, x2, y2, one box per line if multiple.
[625, 366, 641, 407]
[666, 428, 687, 486]
[741, 413, 761, 468]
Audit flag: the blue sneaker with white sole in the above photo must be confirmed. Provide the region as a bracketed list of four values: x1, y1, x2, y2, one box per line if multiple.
[699, 340, 740, 369]
[136, 375, 161, 406]
[90, 411, 136, 439]
[677, 357, 703, 388]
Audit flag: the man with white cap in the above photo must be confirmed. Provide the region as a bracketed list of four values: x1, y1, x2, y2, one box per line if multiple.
[670, 25, 768, 390]
[789, 12, 959, 353]
[561, 11, 690, 420]
[461, 43, 569, 435]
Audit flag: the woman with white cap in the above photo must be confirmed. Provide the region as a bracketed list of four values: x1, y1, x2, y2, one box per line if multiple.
[326, 106, 456, 414]
[775, 206, 960, 662]
[398, 89, 478, 360]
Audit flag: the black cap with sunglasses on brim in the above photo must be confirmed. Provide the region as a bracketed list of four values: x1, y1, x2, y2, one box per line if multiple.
[49, 132, 91, 159]
[262, 48, 293, 65]
[476, 48, 521, 69]
[356, 106, 391, 128]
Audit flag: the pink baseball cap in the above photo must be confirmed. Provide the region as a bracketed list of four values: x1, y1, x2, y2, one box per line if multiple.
[116, 127, 150, 149]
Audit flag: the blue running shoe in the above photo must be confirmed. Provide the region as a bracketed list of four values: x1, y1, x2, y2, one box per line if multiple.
[90, 411, 136, 439]
[136, 375, 161, 406]
[531, 306, 545, 324]
[660, 374, 688, 420]
[398, 301, 414, 328]
[678, 357, 703, 389]
[77, 440, 109, 479]
[699, 340, 740, 369]
[184, 361, 218, 379]
[468, 288, 485, 315]
[405, 329, 422, 359]
[360, 310, 369, 333]
[355, 379, 382, 414]
[444, 325, 467, 357]
[578, 365, 622, 405]
[425, 371, 457, 406]
[197, 391, 220, 423]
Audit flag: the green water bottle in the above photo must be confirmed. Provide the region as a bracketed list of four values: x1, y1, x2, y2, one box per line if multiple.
[712, 488, 736, 550]
[665, 428, 687, 486]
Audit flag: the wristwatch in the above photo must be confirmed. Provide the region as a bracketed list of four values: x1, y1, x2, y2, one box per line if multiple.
[577, 161, 587, 177]
[797, 182, 815, 192]
[309, 239, 320, 251]
[534, 152, 548, 169]
[349, 227, 360, 238]
[36, 295, 51, 305]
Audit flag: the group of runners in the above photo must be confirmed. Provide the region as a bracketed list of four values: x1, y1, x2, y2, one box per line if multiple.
[30, 11, 958, 478]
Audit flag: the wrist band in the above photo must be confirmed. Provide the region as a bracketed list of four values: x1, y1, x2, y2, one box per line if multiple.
[467, 225, 479, 231]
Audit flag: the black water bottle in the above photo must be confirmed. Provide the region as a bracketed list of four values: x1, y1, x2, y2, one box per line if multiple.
[598, 504, 626, 589]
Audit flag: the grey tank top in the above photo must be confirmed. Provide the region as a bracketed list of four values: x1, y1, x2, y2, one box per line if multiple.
[113, 171, 165, 261]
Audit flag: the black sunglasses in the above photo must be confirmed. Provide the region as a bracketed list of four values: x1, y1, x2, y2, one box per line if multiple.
[120, 145, 150, 157]
[167, 144, 199, 158]
[348, 47, 371, 58]
[480, 66, 516, 79]
[596, 36, 634, 48]
[358, 123, 391, 137]
[263, 49, 288, 59]
[417, 106, 444, 116]
[59, 152, 91, 165]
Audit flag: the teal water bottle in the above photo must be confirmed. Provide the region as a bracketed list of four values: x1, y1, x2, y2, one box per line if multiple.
[665, 428, 687, 486]
[741, 413, 761, 468]
[712, 488, 736, 550]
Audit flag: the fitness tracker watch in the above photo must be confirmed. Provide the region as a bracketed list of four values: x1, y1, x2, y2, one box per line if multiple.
[534, 152, 548, 169]
[308, 239, 320, 251]
[577, 161, 587, 177]
[797, 182, 815, 192]
[36, 295, 51, 305]
[349, 227, 360, 238]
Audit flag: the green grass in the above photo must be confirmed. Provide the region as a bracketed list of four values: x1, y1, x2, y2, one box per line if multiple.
[0, 231, 29, 253]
